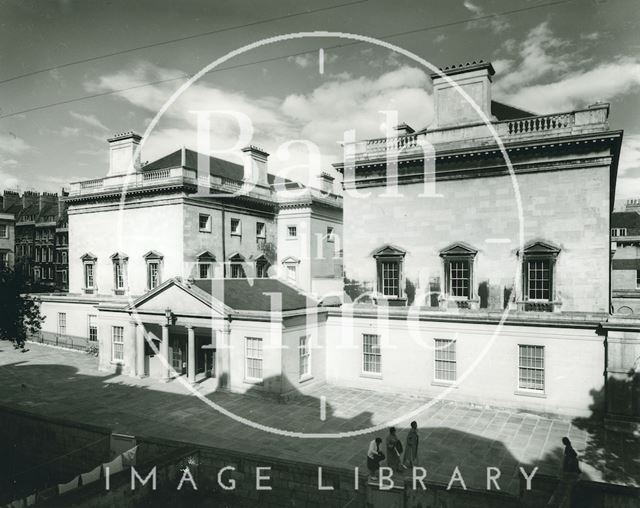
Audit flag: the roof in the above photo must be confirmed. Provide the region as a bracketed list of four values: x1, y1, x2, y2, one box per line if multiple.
[491, 100, 535, 121]
[612, 211, 640, 228]
[192, 278, 315, 312]
[143, 148, 304, 190]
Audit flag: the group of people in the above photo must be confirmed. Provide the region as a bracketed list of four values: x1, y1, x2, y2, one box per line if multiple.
[366, 421, 419, 480]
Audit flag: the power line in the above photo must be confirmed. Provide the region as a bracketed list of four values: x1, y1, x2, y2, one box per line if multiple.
[0, 0, 369, 86]
[0, 0, 573, 121]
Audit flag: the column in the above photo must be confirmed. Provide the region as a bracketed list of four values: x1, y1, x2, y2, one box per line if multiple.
[187, 325, 196, 384]
[136, 323, 145, 378]
[128, 322, 137, 376]
[161, 324, 170, 382]
[217, 321, 232, 390]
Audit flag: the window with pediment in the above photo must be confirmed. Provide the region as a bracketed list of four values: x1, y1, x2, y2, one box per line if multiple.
[439, 242, 478, 301]
[372, 245, 406, 299]
[519, 240, 560, 311]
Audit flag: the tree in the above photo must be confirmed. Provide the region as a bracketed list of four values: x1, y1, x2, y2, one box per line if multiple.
[0, 266, 44, 349]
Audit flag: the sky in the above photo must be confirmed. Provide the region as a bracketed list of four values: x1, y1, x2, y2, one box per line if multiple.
[0, 0, 639, 204]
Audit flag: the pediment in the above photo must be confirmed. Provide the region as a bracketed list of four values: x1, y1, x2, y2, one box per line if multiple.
[227, 251, 245, 261]
[520, 240, 561, 256]
[196, 250, 216, 261]
[371, 244, 406, 258]
[281, 256, 300, 264]
[127, 278, 229, 317]
[143, 250, 164, 260]
[81, 252, 97, 261]
[439, 242, 478, 257]
[110, 251, 128, 261]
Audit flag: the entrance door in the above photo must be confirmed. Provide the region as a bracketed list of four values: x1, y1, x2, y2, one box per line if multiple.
[169, 339, 186, 375]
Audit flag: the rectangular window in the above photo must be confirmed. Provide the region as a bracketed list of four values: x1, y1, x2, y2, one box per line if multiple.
[199, 213, 211, 233]
[256, 222, 266, 238]
[147, 261, 160, 289]
[611, 228, 627, 237]
[286, 263, 296, 282]
[299, 336, 311, 379]
[0, 252, 7, 267]
[199, 263, 211, 279]
[34, 267, 41, 281]
[256, 260, 269, 278]
[0, 224, 7, 238]
[62, 270, 67, 283]
[380, 261, 399, 297]
[231, 263, 245, 279]
[88, 315, 98, 342]
[245, 337, 263, 381]
[111, 326, 124, 362]
[61, 251, 67, 264]
[449, 259, 470, 298]
[327, 226, 334, 242]
[114, 262, 125, 290]
[518, 345, 544, 391]
[84, 263, 95, 289]
[287, 225, 297, 238]
[57, 312, 66, 335]
[434, 339, 456, 381]
[35, 247, 41, 262]
[362, 334, 381, 375]
[527, 259, 551, 301]
[637, 269, 640, 289]
[230, 218, 241, 236]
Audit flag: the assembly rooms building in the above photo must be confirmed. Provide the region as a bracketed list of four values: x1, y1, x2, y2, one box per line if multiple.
[37, 61, 634, 419]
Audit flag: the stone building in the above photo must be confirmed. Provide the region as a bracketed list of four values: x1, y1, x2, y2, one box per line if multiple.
[0, 199, 15, 268]
[611, 201, 640, 314]
[34, 60, 638, 421]
[1, 190, 69, 291]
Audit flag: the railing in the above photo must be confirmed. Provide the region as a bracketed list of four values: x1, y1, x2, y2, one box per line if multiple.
[343, 105, 610, 161]
[80, 179, 103, 189]
[506, 113, 574, 135]
[143, 168, 171, 181]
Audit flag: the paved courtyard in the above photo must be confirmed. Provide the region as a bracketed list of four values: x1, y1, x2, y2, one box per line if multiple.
[0, 343, 638, 494]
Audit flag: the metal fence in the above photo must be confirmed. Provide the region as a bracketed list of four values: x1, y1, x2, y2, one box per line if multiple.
[28, 332, 96, 353]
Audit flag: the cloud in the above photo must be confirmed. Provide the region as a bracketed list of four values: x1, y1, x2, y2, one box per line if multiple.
[288, 55, 311, 68]
[493, 22, 640, 113]
[499, 58, 640, 113]
[86, 62, 433, 185]
[463, 0, 510, 32]
[616, 134, 640, 200]
[70, 111, 109, 131]
[0, 132, 30, 155]
[61, 127, 81, 137]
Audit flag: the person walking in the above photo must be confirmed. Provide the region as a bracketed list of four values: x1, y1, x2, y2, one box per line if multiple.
[367, 437, 385, 481]
[403, 421, 419, 468]
[385, 427, 404, 472]
[547, 437, 581, 507]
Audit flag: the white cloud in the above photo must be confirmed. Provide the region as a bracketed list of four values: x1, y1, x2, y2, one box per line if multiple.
[70, 111, 109, 131]
[463, 0, 482, 15]
[463, 0, 510, 32]
[500, 58, 640, 113]
[616, 134, 640, 200]
[493, 22, 640, 113]
[288, 55, 311, 68]
[0, 132, 30, 155]
[86, 62, 433, 185]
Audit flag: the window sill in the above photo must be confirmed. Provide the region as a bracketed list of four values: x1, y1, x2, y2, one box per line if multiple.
[514, 389, 546, 399]
[230, 233, 242, 237]
[243, 378, 263, 386]
[360, 372, 383, 380]
[110, 360, 125, 366]
[199, 229, 211, 234]
[299, 374, 314, 384]
[431, 380, 458, 388]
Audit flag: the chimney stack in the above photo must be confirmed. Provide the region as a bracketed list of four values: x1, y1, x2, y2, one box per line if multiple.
[38, 192, 58, 212]
[22, 191, 39, 210]
[430, 60, 495, 128]
[316, 172, 335, 195]
[241, 145, 269, 187]
[2, 190, 20, 211]
[107, 132, 142, 176]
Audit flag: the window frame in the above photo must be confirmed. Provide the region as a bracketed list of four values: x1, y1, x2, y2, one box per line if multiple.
[57, 312, 66, 336]
[256, 221, 266, 239]
[517, 344, 545, 392]
[88, 315, 98, 342]
[199, 213, 212, 233]
[519, 242, 560, 305]
[287, 225, 298, 239]
[434, 339, 457, 383]
[299, 335, 311, 380]
[326, 226, 335, 243]
[230, 218, 242, 236]
[111, 253, 128, 294]
[373, 246, 406, 300]
[111, 326, 125, 364]
[362, 333, 382, 377]
[245, 337, 263, 382]
[0, 223, 7, 238]
[255, 257, 270, 278]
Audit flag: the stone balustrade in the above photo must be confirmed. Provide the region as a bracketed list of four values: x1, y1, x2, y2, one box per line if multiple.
[69, 167, 198, 196]
[343, 104, 610, 162]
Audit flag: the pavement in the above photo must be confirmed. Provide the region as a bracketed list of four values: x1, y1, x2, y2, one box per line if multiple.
[0, 342, 638, 495]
